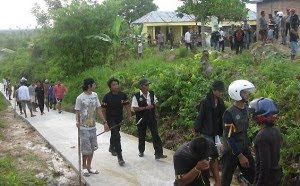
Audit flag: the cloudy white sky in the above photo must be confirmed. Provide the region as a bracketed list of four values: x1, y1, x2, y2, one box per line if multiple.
[0, 0, 256, 30]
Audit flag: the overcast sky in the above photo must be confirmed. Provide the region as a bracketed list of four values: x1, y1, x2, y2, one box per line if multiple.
[0, 0, 256, 30]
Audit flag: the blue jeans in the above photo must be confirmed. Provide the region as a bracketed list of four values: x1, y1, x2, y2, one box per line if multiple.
[290, 41, 298, 56]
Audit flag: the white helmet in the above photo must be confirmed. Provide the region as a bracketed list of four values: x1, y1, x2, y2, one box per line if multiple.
[277, 12, 284, 17]
[20, 77, 27, 82]
[228, 80, 256, 101]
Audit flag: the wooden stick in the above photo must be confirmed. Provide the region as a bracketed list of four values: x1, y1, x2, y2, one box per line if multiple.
[77, 127, 82, 186]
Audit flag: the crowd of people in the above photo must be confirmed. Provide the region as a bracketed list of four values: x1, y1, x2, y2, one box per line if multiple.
[1, 76, 285, 186]
[139, 9, 299, 61]
[259, 8, 299, 60]
[2, 77, 68, 118]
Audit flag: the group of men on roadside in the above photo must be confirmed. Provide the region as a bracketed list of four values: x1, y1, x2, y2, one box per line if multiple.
[75, 77, 167, 177]
[259, 9, 299, 60]
[174, 80, 282, 186]
[74, 76, 283, 186]
[11, 77, 67, 118]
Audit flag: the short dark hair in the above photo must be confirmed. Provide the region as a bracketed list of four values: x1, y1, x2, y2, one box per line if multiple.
[189, 137, 209, 160]
[107, 77, 119, 88]
[82, 78, 95, 91]
[261, 11, 265, 15]
[211, 80, 225, 91]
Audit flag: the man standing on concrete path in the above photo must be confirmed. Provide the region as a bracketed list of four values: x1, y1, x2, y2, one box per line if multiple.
[3, 77, 7, 93]
[194, 80, 226, 186]
[14, 83, 23, 115]
[101, 77, 133, 166]
[35, 80, 45, 115]
[75, 78, 109, 177]
[131, 78, 167, 160]
[18, 78, 36, 118]
[221, 80, 256, 186]
[54, 80, 68, 114]
[28, 81, 37, 112]
[49, 81, 56, 110]
[173, 137, 217, 186]
[44, 79, 50, 112]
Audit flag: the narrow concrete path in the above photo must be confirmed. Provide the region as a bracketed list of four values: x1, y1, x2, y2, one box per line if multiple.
[0, 85, 175, 186]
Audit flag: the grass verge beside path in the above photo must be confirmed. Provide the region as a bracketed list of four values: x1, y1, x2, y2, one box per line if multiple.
[0, 94, 47, 185]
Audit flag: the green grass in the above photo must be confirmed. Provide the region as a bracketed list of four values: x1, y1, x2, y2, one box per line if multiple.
[0, 156, 47, 186]
[0, 93, 9, 111]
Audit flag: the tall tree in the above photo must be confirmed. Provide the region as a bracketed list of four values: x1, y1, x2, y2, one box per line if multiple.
[178, 0, 249, 48]
[120, 0, 158, 23]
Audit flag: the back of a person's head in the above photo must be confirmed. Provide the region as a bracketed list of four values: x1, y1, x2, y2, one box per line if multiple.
[189, 137, 209, 159]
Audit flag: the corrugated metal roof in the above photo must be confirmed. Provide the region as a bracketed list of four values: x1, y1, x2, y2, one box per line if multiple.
[132, 10, 256, 24]
[132, 11, 195, 24]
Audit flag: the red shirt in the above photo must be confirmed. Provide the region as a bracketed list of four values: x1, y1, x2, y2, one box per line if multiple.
[54, 84, 67, 99]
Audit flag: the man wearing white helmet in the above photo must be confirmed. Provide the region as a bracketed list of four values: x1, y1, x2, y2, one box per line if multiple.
[221, 80, 255, 186]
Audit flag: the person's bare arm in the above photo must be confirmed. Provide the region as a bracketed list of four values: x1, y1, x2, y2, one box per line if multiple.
[177, 160, 209, 186]
[125, 104, 133, 122]
[96, 107, 109, 131]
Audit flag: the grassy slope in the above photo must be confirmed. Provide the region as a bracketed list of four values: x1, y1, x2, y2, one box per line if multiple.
[62, 46, 300, 184]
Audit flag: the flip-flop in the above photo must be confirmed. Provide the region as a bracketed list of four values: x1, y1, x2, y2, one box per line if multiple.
[82, 169, 90, 177]
[88, 169, 99, 174]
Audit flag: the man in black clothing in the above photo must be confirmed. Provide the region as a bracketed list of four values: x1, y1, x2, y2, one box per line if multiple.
[173, 137, 218, 186]
[290, 9, 299, 30]
[35, 80, 45, 115]
[194, 80, 226, 186]
[101, 77, 132, 166]
[131, 78, 167, 159]
[249, 97, 282, 186]
[222, 80, 256, 186]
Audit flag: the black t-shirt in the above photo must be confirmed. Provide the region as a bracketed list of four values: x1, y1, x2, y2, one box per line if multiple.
[101, 91, 129, 124]
[290, 31, 299, 42]
[35, 87, 44, 99]
[173, 142, 217, 186]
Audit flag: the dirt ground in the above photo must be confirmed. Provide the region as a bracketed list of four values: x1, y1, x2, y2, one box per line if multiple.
[0, 105, 79, 186]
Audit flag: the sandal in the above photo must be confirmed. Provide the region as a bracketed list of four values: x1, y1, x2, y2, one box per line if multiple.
[82, 169, 90, 177]
[88, 169, 99, 174]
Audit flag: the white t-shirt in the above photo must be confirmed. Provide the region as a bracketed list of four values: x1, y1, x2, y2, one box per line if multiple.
[75, 92, 101, 128]
[138, 43, 143, 54]
[219, 30, 225, 41]
[18, 85, 30, 101]
[131, 90, 158, 107]
[3, 79, 7, 86]
[185, 31, 191, 43]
